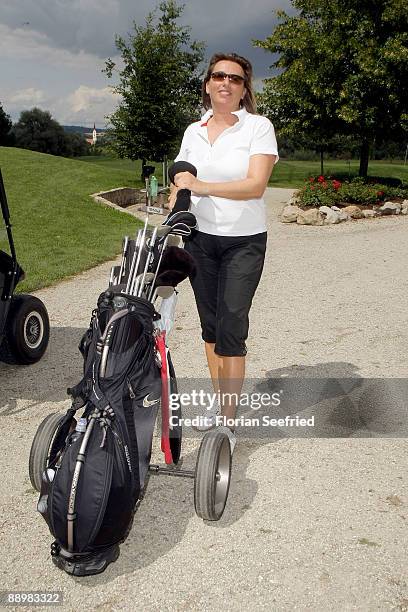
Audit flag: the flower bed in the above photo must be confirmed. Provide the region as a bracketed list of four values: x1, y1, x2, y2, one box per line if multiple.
[281, 175, 408, 225]
[297, 175, 408, 209]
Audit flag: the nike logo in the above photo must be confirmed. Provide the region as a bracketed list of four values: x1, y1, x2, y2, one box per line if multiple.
[143, 394, 161, 408]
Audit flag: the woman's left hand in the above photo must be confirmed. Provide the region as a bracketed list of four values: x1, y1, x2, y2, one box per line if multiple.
[174, 171, 201, 193]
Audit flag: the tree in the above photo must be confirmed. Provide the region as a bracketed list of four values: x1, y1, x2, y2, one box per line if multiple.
[12, 108, 67, 156]
[63, 132, 91, 157]
[255, 0, 408, 176]
[104, 0, 205, 169]
[0, 102, 13, 146]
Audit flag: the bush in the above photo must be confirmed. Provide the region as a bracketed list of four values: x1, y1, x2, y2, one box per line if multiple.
[379, 184, 408, 199]
[288, 148, 320, 161]
[298, 176, 342, 207]
[366, 176, 402, 187]
[296, 175, 408, 207]
[338, 181, 379, 204]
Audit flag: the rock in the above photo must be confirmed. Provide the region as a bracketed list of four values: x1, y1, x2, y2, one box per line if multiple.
[379, 201, 401, 215]
[331, 206, 350, 221]
[342, 205, 364, 219]
[362, 209, 377, 218]
[297, 208, 324, 226]
[319, 206, 342, 224]
[280, 204, 303, 223]
[401, 202, 408, 215]
[287, 194, 301, 206]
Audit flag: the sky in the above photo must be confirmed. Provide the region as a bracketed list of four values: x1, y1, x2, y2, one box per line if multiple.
[0, 0, 293, 128]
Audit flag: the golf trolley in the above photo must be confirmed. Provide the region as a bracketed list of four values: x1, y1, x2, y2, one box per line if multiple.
[106, 210, 232, 521]
[0, 168, 49, 365]
[29, 175, 232, 575]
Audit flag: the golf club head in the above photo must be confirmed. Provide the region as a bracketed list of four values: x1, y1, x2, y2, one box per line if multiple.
[155, 286, 174, 299]
[139, 272, 155, 298]
[156, 225, 172, 239]
[166, 234, 181, 247]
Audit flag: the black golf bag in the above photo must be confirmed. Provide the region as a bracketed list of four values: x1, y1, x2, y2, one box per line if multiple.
[34, 166, 197, 576]
[37, 289, 181, 575]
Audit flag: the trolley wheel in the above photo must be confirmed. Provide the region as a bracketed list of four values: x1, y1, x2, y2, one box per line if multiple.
[6, 294, 50, 364]
[194, 429, 231, 521]
[29, 412, 68, 492]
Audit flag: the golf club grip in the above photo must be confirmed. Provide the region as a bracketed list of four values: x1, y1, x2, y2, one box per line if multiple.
[168, 162, 197, 213]
[172, 189, 191, 213]
[168, 161, 197, 184]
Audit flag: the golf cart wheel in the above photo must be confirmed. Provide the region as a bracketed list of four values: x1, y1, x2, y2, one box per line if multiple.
[6, 294, 50, 364]
[194, 429, 231, 521]
[29, 412, 66, 492]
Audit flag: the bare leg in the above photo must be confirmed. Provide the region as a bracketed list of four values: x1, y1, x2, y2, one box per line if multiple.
[204, 343, 245, 431]
[205, 343, 245, 416]
[204, 342, 221, 393]
[218, 355, 245, 423]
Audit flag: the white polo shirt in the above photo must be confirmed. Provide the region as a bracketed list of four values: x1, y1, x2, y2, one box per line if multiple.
[174, 107, 279, 236]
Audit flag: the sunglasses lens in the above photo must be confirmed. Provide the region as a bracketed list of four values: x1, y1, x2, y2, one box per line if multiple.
[211, 72, 226, 81]
[210, 71, 244, 84]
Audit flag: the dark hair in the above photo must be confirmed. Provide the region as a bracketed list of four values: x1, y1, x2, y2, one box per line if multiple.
[202, 52, 257, 114]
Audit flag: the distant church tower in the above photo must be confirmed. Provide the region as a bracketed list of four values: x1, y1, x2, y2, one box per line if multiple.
[92, 123, 97, 145]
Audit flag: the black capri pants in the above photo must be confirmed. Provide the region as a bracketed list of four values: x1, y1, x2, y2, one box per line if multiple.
[184, 231, 267, 357]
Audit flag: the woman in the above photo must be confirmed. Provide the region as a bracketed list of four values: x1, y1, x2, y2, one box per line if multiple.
[170, 52, 278, 451]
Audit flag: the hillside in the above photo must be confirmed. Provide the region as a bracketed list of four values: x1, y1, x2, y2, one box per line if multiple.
[63, 125, 106, 134]
[0, 147, 142, 292]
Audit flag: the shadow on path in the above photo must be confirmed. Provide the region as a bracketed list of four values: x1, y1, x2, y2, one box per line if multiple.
[1, 335, 407, 583]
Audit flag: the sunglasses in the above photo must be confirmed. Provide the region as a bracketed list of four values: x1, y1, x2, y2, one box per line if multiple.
[210, 71, 245, 84]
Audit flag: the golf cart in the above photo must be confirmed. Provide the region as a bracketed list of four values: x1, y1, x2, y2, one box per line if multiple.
[0, 168, 49, 364]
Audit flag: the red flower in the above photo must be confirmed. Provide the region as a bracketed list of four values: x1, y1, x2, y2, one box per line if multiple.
[377, 190, 384, 197]
[317, 175, 325, 183]
[310, 185, 315, 190]
[322, 181, 328, 188]
[332, 180, 342, 190]
[309, 177, 315, 183]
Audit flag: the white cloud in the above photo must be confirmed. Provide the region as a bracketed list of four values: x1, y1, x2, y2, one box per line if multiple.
[58, 85, 120, 125]
[1, 87, 54, 121]
[8, 87, 46, 104]
[68, 85, 119, 113]
[2, 84, 120, 127]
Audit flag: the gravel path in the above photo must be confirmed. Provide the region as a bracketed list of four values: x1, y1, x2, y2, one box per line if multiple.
[0, 188, 407, 611]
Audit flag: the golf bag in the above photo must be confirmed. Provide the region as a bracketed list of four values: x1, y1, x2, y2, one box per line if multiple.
[36, 290, 174, 574]
[35, 165, 197, 576]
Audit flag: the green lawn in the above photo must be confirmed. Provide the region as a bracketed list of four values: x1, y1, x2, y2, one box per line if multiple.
[0, 147, 143, 293]
[271, 159, 408, 188]
[77, 155, 408, 189]
[77, 155, 166, 184]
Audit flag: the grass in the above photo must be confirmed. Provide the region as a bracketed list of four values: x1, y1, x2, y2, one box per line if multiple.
[77, 155, 408, 189]
[270, 159, 408, 188]
[0, 147, 143, 293]
[77, 155, 166, 184]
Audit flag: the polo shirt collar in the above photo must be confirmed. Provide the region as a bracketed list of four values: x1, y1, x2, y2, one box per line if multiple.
[200, 107, 248, 127]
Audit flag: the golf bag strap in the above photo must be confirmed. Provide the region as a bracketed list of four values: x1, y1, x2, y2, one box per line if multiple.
[155, 331, 173, 464]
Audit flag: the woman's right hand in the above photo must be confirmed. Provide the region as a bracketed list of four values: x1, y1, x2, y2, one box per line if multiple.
[167, 184, 179, 210]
